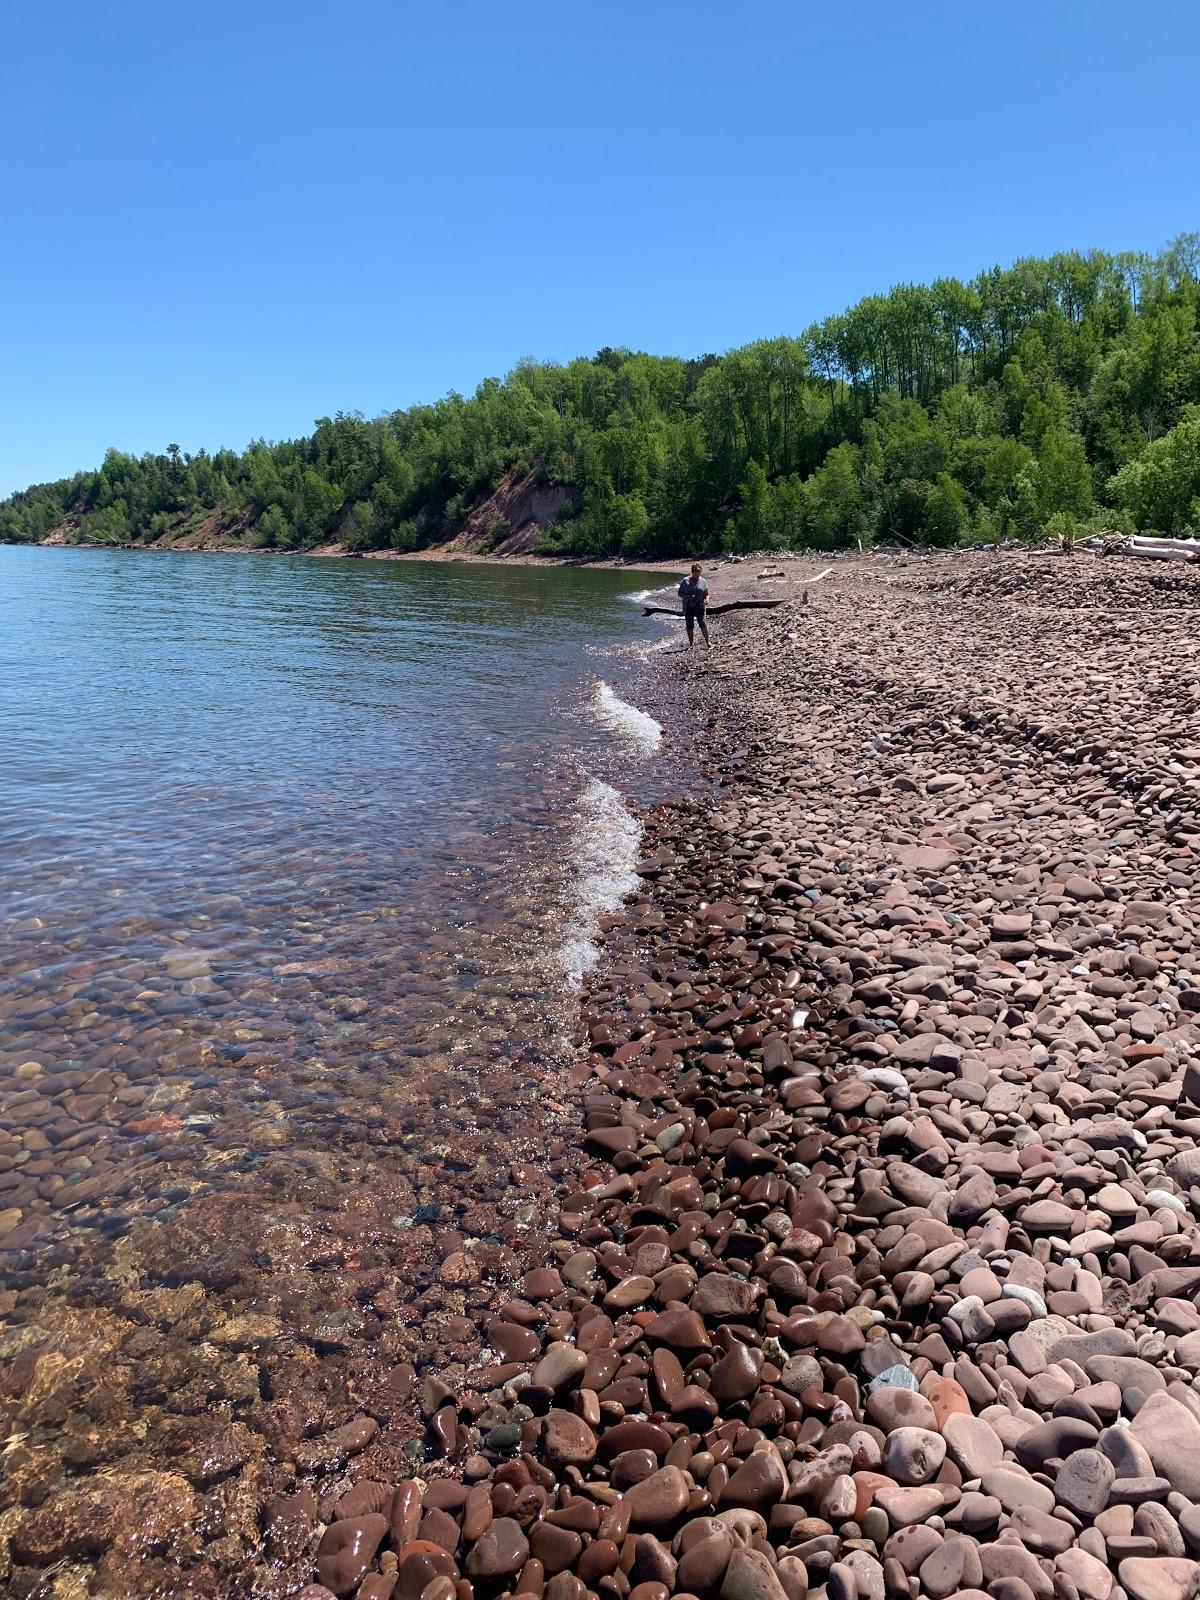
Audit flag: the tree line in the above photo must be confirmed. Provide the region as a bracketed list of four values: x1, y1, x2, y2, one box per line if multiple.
[3, 237, 1198, 557]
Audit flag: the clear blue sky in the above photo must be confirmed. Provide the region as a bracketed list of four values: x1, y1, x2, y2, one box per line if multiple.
[2, 0, 1197, 496]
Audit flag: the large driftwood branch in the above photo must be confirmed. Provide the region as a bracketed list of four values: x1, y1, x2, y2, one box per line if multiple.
[1120, 535, 1200, 562]
[642, 598, 786, 618]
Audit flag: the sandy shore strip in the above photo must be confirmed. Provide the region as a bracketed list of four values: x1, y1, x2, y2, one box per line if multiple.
[10, 550, 1200, 1600]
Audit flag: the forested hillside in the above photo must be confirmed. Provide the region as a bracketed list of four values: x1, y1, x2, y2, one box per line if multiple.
[4, 237, 1199, 558]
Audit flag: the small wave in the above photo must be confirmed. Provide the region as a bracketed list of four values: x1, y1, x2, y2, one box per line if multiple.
[600, 635, 676, 664]
[558, 777, 643, 986]
[623, 586, 666, 604]
[592, 681, 663, 753]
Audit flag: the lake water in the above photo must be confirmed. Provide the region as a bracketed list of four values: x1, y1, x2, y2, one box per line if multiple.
[0, 547, 676, 1596]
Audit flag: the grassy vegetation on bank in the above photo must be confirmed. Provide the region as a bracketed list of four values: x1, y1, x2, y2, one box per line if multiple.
[4, 238, 1199, 558]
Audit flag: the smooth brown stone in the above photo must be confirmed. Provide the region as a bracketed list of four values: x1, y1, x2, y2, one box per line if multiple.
[644, 1307, 711, 1351]
[624, 1466, 690, 1532]
[334, 1481, 393, 1520]
[599, 1421, 673, 1461]
[528, 1521, 583, 1575]
[419, 1508, 461, 1554]
[711, 1342, 762, 1404]
[691, 1273, 758, 1319]
[720, 1449, 787, 1511]
[395, 1543, 459, 1600]
[578, 1539, 622, 1583]
[389, 1479, 423, 1541]
[462, 1484, 493, 1543]
[652, 1347, 686, 1406]
[465, 1518, 530, 1579]
[487, 1319, 542, 1363]
[542, 1409, 597, 1469]
[613, 1448, 660, 1489]
[316, 1515, 390, 1599]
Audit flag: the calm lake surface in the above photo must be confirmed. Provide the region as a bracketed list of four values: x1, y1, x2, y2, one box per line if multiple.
[0, 547, 675, 1596]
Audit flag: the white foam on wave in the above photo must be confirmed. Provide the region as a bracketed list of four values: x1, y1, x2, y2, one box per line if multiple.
[558, 777, 643, 987]
[591, 680, 663, 753]
[604, 635, 677, 664]
[643, 634, 678, 658]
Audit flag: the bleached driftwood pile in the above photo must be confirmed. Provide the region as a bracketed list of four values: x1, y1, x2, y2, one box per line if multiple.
[1121, 534, 1200, 561]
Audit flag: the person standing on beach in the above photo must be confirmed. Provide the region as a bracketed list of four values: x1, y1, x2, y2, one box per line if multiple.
[678, 563, 710, 649]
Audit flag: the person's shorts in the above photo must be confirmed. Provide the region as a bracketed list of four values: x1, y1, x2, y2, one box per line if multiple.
[684, 604, 706, 624]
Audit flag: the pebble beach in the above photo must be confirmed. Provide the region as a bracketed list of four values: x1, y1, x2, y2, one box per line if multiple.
[8, 548, 1200, 1600]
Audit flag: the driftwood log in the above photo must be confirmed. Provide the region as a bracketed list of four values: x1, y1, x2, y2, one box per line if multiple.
[642, 598, 786, 618]
[1122, 535, 1200, 562]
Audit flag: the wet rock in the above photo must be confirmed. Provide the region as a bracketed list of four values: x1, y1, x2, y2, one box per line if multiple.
[721, 1448, 788, 1511]
[678, 1526, 736, 1595]
[711, 1342, 762, 1403]
[542, 1409, 597, 1469]
[625, 1466, 690, 1532]
[396, 1536, 457, 1600]
[532, 1344, 587, 1392]
[315, 1514, 389, 1597]
[529, 1520, 583, 1574]
[390, 1482, 423, 1547]
[692, 1273, 759, 1319]
[489, 1320, 541, 1363]
[466, 1517, 530, 1579]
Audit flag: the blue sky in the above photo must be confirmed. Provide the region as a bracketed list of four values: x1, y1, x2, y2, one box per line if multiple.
[2, 0, 1197, 496]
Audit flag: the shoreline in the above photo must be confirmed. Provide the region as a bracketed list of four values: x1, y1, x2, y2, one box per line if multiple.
[10, 534, 693, 574]
[286, 548, 1200, 1600]
[8, 549, 1200, 1600]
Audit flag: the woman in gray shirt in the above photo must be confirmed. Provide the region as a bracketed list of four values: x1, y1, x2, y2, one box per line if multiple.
[678, 563, 710, 649]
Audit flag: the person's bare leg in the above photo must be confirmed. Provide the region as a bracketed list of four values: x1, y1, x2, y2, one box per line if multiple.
[685, 617, 695, 648]
[699, 616, 710, 649]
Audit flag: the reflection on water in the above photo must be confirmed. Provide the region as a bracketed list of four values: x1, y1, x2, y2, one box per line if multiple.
[0, 548, 672, 1598]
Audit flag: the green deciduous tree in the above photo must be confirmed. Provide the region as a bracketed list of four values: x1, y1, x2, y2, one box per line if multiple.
[802, 443, 869, 550]
[1110, 406, 1200, 532]
[1037, 428, 1093, 522]
[3, 236, 1197, 556]
[924, 473, 967, 546]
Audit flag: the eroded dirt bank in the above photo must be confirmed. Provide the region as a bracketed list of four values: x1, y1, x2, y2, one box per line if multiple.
[9, 550, 1200, 1600]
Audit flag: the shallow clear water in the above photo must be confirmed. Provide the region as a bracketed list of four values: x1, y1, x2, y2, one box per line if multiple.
[0, 547, 674, 1594]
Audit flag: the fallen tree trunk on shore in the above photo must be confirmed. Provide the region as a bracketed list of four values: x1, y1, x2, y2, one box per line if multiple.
[1122, 534, 1200, 561]
[642, 598, 786, 617]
